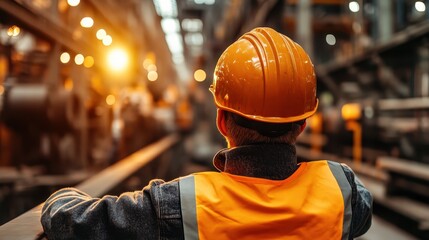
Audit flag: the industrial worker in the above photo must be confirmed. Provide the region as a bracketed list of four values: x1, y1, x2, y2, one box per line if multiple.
[41, 27, 372, 239]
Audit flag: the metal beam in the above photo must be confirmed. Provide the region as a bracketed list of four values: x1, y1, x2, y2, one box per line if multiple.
[86, 0, 138, 47]
[240, 0, 278, 34]
[0, 1, 94, 56]
[318, 20, 429, 74]
[378, 97, 429, 110]
[377, 0, 393, 43]
[297, 0, 313, 58]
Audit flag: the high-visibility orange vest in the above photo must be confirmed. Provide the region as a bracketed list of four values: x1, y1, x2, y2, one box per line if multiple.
[179, 160, 352, 240]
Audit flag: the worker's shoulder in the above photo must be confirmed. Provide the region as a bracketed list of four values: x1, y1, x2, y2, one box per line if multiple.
[146, 178, 182, 218]
[147, 172, 220, 190]
[308, 159, 353, 169]
[306, 160, 356, 180]
[147, 178, 180, 193]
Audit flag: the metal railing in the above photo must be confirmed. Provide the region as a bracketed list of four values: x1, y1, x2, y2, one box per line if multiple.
[0, 134, 180, 240]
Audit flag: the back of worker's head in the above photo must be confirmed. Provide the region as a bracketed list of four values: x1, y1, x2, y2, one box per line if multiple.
[210, 27, 318, 146]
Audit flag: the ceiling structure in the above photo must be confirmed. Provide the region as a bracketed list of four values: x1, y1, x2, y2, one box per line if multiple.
[2, 0, 429, 101]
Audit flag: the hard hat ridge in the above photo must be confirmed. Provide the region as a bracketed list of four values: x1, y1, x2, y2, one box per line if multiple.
[211, 27, 318, 124]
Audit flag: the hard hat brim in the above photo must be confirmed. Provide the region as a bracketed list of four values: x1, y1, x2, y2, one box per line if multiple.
[210, 87, 319, 123]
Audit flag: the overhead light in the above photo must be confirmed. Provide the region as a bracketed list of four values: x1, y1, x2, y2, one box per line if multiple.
[143, 52, 156, 68]
[182, 19, 203, 32]
[325, 34, 336, 46]
[96, 29, 107, 40]
[84, 56, 94, 68]
[67, 0, 80, 7]
[185, 32, 203, 46]
[15, 34, 36, 53]
[194, 69, 206, 82]
[415, 1, 426, 12]
[143, 60, 153, 69]
[153, 0, 178, 17]
[75, 54, 84, 65]
[194, 0, 215, 5]
[172, 53, 184, 64]
[64, 78, 73, 90]
[161, 18, 181, 33]
[106, 95, 116, 105]
[80, 17, 94, 28]
[349, 1, 359, 13]
[107, 48, 129, 72]
[147, 64, 157, 72]
[7, 25, 20, 37]
[166, 33, 183, 53]
[341, 103, 361, 121]
[60, 52, 71, 63]
[102, 35, 112, 46]
[147, 71, 158, 81]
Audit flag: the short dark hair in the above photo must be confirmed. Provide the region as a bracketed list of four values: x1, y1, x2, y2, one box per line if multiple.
[224, 111, 303, 146]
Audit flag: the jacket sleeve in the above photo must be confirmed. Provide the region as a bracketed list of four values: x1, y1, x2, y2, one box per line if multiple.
[40, 179, 165, 240]
[341, 164, 373, 238]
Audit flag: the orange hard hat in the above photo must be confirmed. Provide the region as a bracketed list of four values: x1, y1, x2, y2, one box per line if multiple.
[210, 27, 318, 123]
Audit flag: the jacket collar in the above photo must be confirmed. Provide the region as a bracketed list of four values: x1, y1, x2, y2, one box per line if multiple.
[213, 144, 298, 180]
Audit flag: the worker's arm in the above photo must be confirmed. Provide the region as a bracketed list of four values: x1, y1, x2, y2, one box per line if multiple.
[341, 164, 373, 238]
[41, 179, 182, 239]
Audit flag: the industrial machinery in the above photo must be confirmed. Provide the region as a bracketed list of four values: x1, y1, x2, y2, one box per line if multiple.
[0, 0, 429, 239]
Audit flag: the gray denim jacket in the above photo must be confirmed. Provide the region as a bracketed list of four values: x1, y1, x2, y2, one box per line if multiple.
[41, 144, 372, 239]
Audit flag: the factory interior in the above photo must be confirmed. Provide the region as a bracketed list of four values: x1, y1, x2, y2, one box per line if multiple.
[0, 0, 429, 239]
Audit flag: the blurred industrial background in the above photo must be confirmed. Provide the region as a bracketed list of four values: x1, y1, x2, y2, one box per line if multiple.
[0, 0, 428, 239]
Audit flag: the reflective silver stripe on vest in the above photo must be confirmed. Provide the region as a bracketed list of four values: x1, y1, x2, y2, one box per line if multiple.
[179, 175, 199, 240]
[328, 161, 352, 240]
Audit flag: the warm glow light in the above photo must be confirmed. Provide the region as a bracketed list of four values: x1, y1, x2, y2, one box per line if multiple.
[0, 85, 4, 95]
[342, 103, 361, 121]
[415, 1, 426, 12]
[67, 0, 80, 7]
[74, 54, 84, 65]
[349, 1, 359, 12]
[143, 58, 154, 69]
[147, 71, 158, 81]
[106, 95, 116, 106]
[96, 29, 107, 40]
[147, 64, 157, 72]
[194, 69, 206, 82]
[7, 25, 20, 37]
[107, 48, 128, 72]
[60, 52, 71, 63]
[84, 56, 94, 68]
[64, 78, 73, 90]
[309, 113, 322, 132]
[102, 35, 112, 46]
[80, 17, 94, 28]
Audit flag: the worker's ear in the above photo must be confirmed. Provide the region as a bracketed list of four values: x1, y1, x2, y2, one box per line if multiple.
[299, 121, 307, 134]
[216, 109, 228, 137]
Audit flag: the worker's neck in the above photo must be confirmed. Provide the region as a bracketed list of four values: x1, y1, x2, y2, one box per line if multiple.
[213, 143, 298, 180]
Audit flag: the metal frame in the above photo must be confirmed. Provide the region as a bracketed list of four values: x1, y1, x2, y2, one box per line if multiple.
[0, 1, 93, 56]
